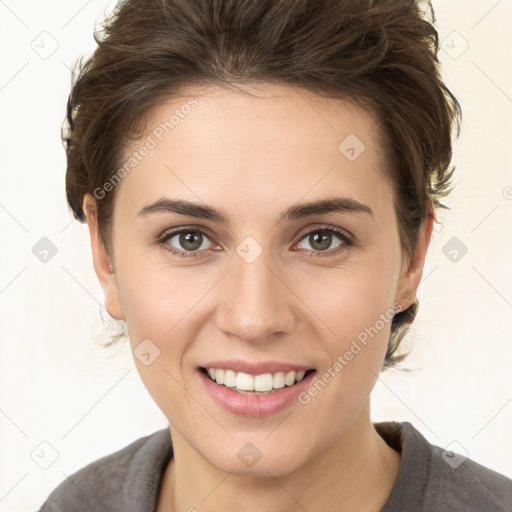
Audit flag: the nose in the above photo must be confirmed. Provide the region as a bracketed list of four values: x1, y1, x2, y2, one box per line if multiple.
[215, 248, 296, 344]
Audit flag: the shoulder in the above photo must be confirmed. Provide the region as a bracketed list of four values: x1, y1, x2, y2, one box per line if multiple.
[376, 421, 512, 512]
[426, 442, 512, 511]
[38, 428, 173, 512]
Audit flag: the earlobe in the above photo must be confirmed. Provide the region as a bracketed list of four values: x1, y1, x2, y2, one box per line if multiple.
[82, 194, 125, 320]
[395, 208, 435, 312]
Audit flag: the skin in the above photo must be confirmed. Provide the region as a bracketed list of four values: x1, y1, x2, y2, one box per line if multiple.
[83, 83, 433, 512]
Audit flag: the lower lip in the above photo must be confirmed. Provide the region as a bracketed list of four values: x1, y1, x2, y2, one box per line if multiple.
[197, 369, 316, 417]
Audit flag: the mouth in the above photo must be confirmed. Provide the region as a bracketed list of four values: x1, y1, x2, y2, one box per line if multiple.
[196, 359, 317, 418]
[199, 367, 316, 394]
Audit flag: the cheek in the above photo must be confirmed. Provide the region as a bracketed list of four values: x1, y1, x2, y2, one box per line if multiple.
[115, 253, 202, 339]
[308, 250, 399, 334]
[115, 269, 191, 408]
[116, 231, 401, 352]
[113, 260, 215, 392]
[304, 248, 401, 389]
[297, 268, 397, 421]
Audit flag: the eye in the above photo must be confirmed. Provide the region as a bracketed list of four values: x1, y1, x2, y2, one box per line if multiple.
[294, 226, 352, 257]
[158, 227, 217, 258]
[157, 225, 353, 259]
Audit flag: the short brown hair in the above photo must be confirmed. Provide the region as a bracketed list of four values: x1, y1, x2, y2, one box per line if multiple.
[64, 0, 461, 369]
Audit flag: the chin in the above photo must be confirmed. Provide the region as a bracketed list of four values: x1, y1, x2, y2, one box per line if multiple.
[200, 436, 309, 478]
[212, 452, 302, 478]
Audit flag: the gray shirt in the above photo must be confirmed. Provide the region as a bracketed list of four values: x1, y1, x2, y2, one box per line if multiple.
[38, 421, 512, 511]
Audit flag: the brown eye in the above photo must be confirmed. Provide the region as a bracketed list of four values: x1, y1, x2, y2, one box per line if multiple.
[307, 231, 336, 251]
[159, 228, 215, 258]
[176, 231, 204, 251]
[295, 227, 352, 257]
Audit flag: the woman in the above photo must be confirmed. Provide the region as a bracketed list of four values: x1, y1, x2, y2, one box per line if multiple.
[39, 0, 512, 510]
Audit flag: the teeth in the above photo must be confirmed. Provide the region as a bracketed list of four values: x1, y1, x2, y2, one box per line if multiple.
[215, 368, 225, 385]
[235, 372, 254, 391]
[284, 371, 296, 386]
[224, 369, 236, 388]
[205, 368, 310, 392]
[273, 371, 285, 389]
[254, 373, 273, 392]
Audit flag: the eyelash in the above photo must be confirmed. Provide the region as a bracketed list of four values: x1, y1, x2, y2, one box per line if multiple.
[156, 225, 353, 260]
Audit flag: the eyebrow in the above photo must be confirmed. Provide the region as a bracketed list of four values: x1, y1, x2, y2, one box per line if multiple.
[137, 196, 373, 224]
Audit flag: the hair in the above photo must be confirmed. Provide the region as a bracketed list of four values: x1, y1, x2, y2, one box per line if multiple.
[64, 0, 461, 370]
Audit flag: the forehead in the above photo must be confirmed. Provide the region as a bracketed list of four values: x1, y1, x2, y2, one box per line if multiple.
[115, 83, 392, 222]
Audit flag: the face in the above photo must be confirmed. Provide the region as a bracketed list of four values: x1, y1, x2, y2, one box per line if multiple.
[85, 83, 431, 477]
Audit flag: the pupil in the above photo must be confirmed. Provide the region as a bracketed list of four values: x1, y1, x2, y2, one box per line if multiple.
[312, 232, 330, 251]
[181, 232, 201, 250]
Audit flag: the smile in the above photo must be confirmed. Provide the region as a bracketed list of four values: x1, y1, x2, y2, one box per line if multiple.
[201, 367, 314, 394]
[197, 366, 317, 417]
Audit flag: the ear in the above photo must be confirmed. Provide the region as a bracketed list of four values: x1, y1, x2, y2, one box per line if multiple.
[83, 194, 124, 320]
[394, 206, 435, 312]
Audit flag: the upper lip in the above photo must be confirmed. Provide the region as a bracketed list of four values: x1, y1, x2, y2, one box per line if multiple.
[200, 360, 315, 375]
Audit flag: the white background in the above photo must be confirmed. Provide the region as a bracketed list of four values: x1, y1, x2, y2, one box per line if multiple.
[0, 1, 511, 510]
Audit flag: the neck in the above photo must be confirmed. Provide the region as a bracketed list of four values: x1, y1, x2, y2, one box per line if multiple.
[157, 401, 401, 512]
